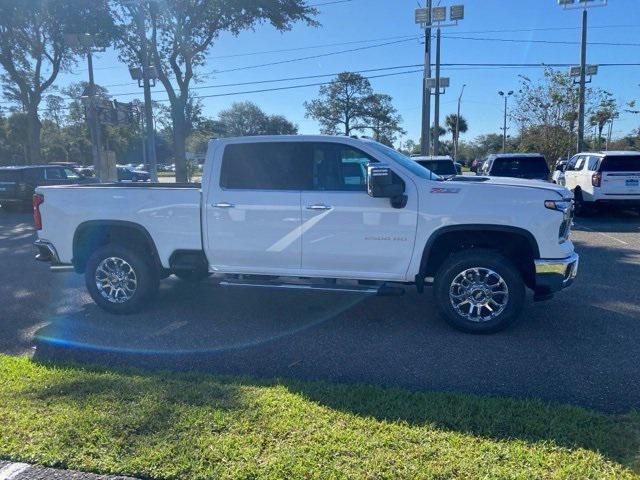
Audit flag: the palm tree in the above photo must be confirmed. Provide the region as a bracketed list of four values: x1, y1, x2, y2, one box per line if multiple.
[445, 113, 468, 146]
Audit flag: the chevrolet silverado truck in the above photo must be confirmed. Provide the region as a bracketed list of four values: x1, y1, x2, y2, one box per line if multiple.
[33, 136, 578, 333]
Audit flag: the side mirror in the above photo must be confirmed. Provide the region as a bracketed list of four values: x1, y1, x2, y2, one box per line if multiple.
[366, 164, 407, 209]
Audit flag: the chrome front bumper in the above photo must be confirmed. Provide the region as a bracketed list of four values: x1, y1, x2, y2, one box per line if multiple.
[534, 252, 579, 295]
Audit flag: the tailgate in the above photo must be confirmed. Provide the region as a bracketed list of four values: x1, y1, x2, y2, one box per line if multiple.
[599, 155, 640, 195]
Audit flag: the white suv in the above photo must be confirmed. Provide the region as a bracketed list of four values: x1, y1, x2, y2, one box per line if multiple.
[563, 151, 640, 214]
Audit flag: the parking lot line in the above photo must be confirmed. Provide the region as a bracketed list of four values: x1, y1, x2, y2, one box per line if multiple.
[0, 463, 30, 480]
[574, 224, 629, 245]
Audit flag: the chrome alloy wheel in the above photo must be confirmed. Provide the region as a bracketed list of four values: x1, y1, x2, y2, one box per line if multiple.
[95, 257, 138, 304]
[449, 267, 509, 322]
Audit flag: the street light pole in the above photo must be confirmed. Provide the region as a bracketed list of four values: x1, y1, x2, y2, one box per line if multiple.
[499, 90, 513, 153]
[454, 83, 466, 161]
[420, 0, 432, 155]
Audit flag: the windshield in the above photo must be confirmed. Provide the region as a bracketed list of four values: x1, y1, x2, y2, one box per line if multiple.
[491, 157, 550, 177]
[366, 142, 442, 180]
[600, 155, 640, 172]
[416, 160, 456, 176]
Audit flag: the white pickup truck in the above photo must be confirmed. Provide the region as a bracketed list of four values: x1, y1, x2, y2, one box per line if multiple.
[33, 136, 578, 333]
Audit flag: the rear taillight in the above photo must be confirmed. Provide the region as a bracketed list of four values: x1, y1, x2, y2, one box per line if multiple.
[592, 172, 602, 187]
[33, 194, 44, 230]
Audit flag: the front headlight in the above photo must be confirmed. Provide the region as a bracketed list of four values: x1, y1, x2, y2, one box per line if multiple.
[545, 199, 573, 243]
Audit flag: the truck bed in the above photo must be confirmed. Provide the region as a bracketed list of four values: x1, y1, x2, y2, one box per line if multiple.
[36, 183, 203, 268]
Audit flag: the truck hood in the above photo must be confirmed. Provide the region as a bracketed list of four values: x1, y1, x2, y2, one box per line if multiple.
[451, 176, 571, 198]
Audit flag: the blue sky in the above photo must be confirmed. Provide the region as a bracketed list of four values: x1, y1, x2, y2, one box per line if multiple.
[53, 0, 640, 145]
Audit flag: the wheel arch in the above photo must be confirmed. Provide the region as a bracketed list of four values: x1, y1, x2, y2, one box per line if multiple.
[72, 220, 161, 274]
[418, 224, 540, 289]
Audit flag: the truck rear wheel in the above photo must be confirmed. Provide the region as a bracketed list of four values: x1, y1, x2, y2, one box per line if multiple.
[85, 244, 159, 314]
[433, 249, 525, 333]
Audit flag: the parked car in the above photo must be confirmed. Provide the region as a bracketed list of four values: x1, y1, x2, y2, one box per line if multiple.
[477, 153, 551, 181]
[33, 135, 578, 333]
[563, 151, 640, 214]
[76, 166, 96, 178]
[117, 166, 150, 182]
[411, 155, 458, 179]
[0, 165, 98, 210]
[49, 161, 81, 169]
[551, 159, 567, 186]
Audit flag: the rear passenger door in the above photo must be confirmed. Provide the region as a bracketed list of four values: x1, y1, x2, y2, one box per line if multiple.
[204, 141, 310, 274]
[299, 142, 417, 280]
[563, 156, 580, 190]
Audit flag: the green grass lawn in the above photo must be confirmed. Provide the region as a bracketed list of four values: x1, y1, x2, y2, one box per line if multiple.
[0, 355, 638, 479]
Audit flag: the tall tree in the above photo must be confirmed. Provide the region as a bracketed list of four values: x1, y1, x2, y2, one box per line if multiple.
[305, 72, 373, 136]
[445, 113, 468, 146]
[217, 101, 297, 137]
[362, 93, 404, 146]
[588, 91, 618, 149]
[0, 0, 111, 164]
[113, 0, 316, 182]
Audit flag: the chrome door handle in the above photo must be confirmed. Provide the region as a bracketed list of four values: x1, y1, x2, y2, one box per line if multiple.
[212, 202, 235, 208]
[306, 204, 332, 210]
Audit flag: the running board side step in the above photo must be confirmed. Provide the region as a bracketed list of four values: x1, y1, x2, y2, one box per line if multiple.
[219, 280, 405, 296]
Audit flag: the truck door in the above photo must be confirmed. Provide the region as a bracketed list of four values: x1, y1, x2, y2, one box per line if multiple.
[203, 141, 310, 274]
[299, 142, 418, 281]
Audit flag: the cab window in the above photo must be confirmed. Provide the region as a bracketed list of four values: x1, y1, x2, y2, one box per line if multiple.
[45, 168, 64, 180]
[310, 143, 375, 191]
[220, 142, 312, 190]
[64, 168, 80, 180]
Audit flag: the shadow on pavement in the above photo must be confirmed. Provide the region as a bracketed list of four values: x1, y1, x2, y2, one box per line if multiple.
[3, 210, 640, 414]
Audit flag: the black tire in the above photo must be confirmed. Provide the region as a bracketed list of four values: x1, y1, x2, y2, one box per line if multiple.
[433, 249, 525, 334]
[573, 189, 594, 216]
[85, 244, 159, 314]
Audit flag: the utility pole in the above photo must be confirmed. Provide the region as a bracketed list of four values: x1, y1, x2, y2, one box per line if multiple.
[433, 28, 442, 156]
[127, 0, 158, 182]
[65, 33, 108, 180]
[420, 0, 432, 155]
[86, 50, 103, 180]
[453, 83, 466, 161]
[498, 90, 513, 153]
[559, 0, 608, 153]
[577, 8, 587, 153]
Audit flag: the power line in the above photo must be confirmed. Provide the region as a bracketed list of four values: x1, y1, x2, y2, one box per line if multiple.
[308, 0, 354, 6]
[210, 37, 419, 74]
[443, 35, 640, 47]
[69, 24, 639, 74]
[3, 62, 639, 106]
[206, 34, 418, 59]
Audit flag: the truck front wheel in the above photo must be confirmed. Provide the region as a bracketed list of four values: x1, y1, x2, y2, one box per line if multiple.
[433, 249, 525, 333]
[85, 244, 159, 314]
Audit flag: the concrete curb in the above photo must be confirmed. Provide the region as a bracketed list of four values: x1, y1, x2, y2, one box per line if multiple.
[0, 462, 139, 480]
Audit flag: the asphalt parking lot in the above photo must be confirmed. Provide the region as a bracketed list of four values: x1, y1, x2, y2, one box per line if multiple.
[1, 208, 639, 413]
